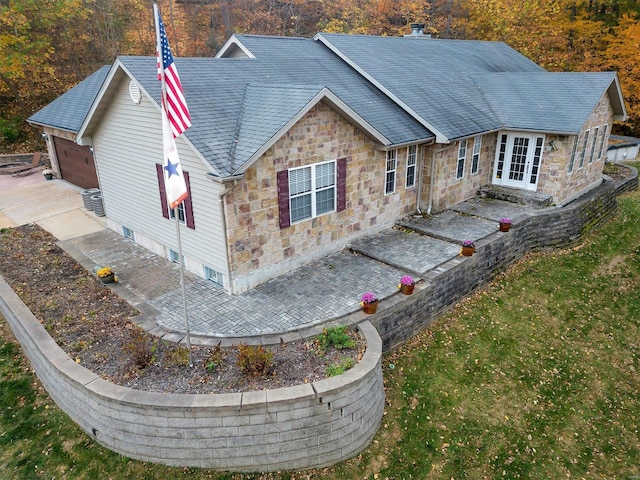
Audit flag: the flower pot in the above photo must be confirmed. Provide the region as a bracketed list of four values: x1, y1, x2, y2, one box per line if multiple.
[99, 273, 115, 284]
[499, 222, 511, 232]
[44, 173, 54, 180]
[362, 301, 379, 314]
[400, 284, 415, 295]
[462, 246, 475, 257]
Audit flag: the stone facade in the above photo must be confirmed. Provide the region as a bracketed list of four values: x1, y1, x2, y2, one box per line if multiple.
[224, 101, 418, 293]
[423, 133, 497, 213]
[539, 92, 614, 205]
[222, 93, 615, 292]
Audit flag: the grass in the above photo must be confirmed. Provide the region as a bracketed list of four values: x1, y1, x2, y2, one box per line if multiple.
[2, 180, 640, 479]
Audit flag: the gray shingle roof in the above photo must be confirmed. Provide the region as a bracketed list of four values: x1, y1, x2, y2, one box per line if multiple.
[36, 33, 624, 180]
[28, 65, 110, 132]
[476, 72, 620, 134]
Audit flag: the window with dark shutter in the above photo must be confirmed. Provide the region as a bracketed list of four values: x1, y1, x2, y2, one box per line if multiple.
[156, 164, 170, 219]
[156, 164, 195, 229]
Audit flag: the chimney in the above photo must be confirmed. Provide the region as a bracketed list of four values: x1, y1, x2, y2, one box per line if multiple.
[406, 23, 430, 38]
[411, 23, 425, 35]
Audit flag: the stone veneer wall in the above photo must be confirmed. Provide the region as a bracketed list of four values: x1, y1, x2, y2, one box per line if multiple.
[540, 92, 615, 204]
[0, 284, 385, 473]
[224, 101, 418, 293]
[426, 133, 497, 213]
[372, 175, 630, 351]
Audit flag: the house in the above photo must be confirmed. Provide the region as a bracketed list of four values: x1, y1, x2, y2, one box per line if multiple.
[28, 30, 627, 295]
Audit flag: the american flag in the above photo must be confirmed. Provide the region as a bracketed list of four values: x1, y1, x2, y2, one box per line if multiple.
[156, 10, 191, 138]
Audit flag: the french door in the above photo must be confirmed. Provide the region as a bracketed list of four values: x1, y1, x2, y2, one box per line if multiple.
[493, 133, 544, 191]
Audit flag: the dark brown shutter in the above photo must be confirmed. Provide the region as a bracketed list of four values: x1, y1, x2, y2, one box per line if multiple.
[277, 169, 290, 229]
[156, 164, 170, 219]
[184, 171, 195, 229]
[337, 157, 347, 212]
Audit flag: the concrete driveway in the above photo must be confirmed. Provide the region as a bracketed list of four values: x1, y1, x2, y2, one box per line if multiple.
[0, 172, 105, 240]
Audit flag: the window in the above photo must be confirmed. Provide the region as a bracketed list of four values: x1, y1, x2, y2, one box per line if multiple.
[588, 126, 599, 164]
[168, 248, 180, 264]
[568, 137, 578, 173]
[578, 130, 590, 169]
[496, 134, 508, 179]
[530, 137, 543, 185]
[596, 124, 608, 162]
[155, 164, 195, 229]
[277, 158, 346, 229]
[122, 226, 134, 240]
[204, 266, 224, 287]
[456, 139, 467, 179]
[471, 136, 481, 174]
[289, 160, 336, 224]
[406, 145, 417, 188]
[385, 150, 397, 194]
[170, 201, 186, 224]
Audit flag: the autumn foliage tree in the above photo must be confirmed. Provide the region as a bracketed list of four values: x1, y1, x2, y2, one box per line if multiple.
[1, 0, 640, 152]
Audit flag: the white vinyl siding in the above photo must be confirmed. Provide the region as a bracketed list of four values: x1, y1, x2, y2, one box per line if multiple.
[92, 77, 228, 280]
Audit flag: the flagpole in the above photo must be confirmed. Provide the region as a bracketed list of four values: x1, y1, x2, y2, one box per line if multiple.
[174, 207, 194, 367]
[155, 2, 193, 367]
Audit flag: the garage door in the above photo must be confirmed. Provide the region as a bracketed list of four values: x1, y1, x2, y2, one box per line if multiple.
[52, 137, 98, 188]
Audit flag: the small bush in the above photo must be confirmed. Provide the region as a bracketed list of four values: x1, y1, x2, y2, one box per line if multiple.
[124, 328, 155, 368]
[236, 344, 273, 376]
[205, 344, 225, 372]
[167, 345, 190, 366]
[317, 325, 356, 351]
[326, 357, 355, 377]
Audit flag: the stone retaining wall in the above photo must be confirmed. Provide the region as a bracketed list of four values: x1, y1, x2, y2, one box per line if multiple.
[0, 279, 384, 472]
[373, 173, 636, 351]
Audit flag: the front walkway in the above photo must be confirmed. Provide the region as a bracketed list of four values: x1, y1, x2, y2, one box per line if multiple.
[60, 198, 545, 343]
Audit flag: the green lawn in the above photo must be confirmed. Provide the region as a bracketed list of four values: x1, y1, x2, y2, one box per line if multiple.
[2, 181, 640, 479]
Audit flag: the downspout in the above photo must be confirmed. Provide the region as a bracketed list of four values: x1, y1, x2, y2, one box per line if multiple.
[215, 178, 241, 295]
[416, 145, 424, 214]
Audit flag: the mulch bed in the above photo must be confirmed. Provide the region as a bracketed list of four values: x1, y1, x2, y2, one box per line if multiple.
[0, 224, 363, 394]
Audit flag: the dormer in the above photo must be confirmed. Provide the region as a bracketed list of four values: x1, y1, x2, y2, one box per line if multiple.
[215, 35, 256, 59]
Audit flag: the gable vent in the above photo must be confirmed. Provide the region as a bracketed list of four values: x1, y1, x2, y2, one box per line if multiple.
[129, 81, 141, 104]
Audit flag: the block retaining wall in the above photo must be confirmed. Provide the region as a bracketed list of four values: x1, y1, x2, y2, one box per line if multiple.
[0, 280, 384, 472]
[372, 172, 637, 351]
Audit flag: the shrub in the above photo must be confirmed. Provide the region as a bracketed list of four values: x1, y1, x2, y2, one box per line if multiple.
[205, 344, 225, 372]
[167, 345, 190, 366]
[326, 357, 355, 377]
[124, 327, 155, 368]
[236, 344, 273, 376]
[317, 325, 356, 351]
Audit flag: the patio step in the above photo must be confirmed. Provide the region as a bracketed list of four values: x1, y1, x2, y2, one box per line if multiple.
[477, 185, 553, 208]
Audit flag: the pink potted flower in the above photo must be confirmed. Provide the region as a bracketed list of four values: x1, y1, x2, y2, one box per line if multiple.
[499, 218, 512, 232]
[398, 275, 415, 295]
[360, 292, 379, 314]
[461, 240, 475, 256]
